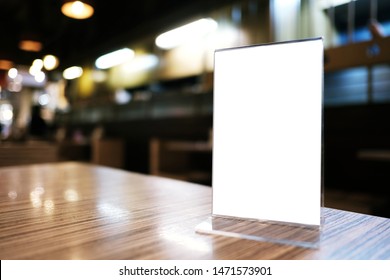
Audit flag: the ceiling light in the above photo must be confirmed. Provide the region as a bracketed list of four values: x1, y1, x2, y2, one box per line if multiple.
[19, 40, 42, 52]
[34, 71, 46, 83]
[8, 68, 18, 79]
[155, 18, 218, 50]
[29, 59, 44, 76]
[32, 59, 44, 69]
[95, 48, 135, 69]
[61, 0, 94, 20]
[43, 54, 58, 71]
[43, 55, 59, 70]
[0, 60, 14, 70]
[63, 66, 83, 80]
[29, 66, 40, 76]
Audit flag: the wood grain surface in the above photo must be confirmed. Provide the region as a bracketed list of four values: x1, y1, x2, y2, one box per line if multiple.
[0, 162, 389, 259]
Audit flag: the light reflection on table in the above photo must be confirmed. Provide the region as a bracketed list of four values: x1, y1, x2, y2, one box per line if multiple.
[0, 162, 389, 260]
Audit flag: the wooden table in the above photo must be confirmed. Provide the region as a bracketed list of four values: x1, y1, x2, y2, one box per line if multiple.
[0, 162, 389, 260]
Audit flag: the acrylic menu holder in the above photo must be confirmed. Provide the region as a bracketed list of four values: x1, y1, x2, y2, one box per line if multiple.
[196, 38, 324, 248]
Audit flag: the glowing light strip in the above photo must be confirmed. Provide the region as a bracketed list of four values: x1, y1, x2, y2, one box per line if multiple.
[155, 18, 218, 50]
[63, 66, 83, 80]
[95, 48, 135, 69]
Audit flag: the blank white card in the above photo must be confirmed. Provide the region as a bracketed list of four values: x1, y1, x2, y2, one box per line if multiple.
[212, 38, 323, 226]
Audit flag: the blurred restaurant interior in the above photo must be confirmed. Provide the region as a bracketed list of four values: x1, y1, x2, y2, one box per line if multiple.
[0, 0, 389, 217]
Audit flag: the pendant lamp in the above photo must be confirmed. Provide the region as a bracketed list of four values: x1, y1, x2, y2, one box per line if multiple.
[61, 0, 94, 20]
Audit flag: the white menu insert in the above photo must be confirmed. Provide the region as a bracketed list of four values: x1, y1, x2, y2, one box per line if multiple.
[212, 38, 323, 226]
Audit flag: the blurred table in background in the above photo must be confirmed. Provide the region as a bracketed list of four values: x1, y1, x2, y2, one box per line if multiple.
[0, 139, 124, 169]
[149, 138, 212, 185]
[0, 162, 389, 259]
[0, 141, 58, 167]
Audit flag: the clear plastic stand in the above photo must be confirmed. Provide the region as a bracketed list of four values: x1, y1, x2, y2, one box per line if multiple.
[196, 215, 322, 249]
[196, 38, 324, 249]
